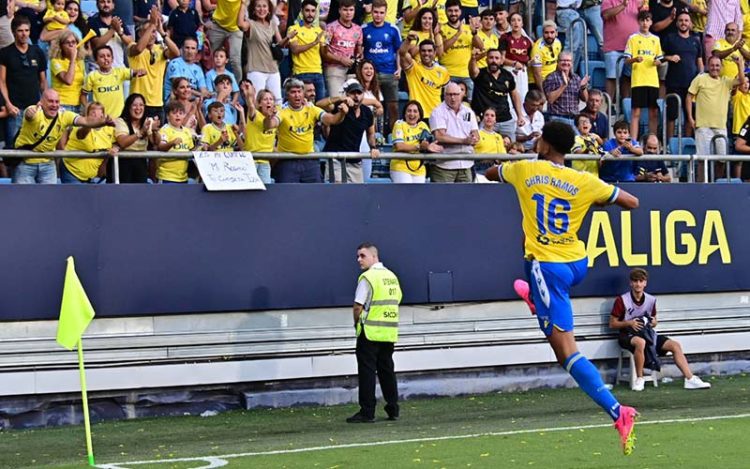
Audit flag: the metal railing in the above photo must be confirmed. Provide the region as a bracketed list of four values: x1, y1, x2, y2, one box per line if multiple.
[4, 150, 750, 184]
[709, 134, 731, 183]
[602, 91, 613, 137]
[615, 55, 627, 118]
[567, 16, 589, 76]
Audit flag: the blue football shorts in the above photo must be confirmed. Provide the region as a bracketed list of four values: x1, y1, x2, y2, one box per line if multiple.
[524, 258, 589, 336]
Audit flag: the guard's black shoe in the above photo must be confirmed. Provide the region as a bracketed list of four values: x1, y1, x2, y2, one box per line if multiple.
[386, 413, 399, 421]
[346, 412, 375, 423]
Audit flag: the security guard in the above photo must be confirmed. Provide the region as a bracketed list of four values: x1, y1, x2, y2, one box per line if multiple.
[347, 243, 402, 423]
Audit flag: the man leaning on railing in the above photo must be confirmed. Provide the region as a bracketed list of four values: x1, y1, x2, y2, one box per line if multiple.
[9, 88, 113, 184]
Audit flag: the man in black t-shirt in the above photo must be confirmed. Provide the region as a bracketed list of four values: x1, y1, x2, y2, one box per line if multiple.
[469, 47, 525, 142]
[0, 15, 47, 148]
[650, 0, 689, 92]
[661, 12, 703, 140]
[322, 81, 378, 183]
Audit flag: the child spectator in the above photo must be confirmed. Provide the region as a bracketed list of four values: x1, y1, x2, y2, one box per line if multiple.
[571, 114, 604, 177]
[43, 0, 72, 32]
[474, 107, 507, 155]
[201, 101, 243, 151]
[154, 100, 198, 183]
[82, 46, 146, 117]
[634, 133, 671, 182]
[241, 82, 279, 184]
[203, 74, 239, 125]
[61, 101, 119, 184]
[600, 120, 644, 182]
[205, 48, 239, 100]
[625, 10, 663, 141]
[168, 0, 203, 48]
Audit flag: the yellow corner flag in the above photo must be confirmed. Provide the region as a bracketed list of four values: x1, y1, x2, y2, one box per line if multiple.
[56, 256, 97, 466]
[57, 257, 96, 350]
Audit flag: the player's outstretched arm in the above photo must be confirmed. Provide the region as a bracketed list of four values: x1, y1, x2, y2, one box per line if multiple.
[485, 165, 500, 181]
[614, 187, 639, 209]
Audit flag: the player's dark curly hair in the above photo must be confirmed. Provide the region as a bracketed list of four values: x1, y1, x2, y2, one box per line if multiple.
[541, 121, 575, 156]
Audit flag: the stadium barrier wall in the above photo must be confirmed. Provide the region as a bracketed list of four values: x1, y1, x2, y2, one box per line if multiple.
[0, 183, 745, 321]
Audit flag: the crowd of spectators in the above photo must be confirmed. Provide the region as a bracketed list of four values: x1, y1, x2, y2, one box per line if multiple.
[0, 0, 749, 184]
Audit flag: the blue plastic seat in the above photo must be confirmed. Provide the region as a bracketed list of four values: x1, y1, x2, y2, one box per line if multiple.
[588, 60, 606, 91]
[668, 137, 696, 155]
[587, 34, 602, 61]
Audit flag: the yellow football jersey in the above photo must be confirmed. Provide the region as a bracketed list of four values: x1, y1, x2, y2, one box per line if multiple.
[83, 67, 132, 117]
[501, 159, 618, 262]
[624, 33, 662, 89]
[713, 39, 749, 79]
[158, 124, 195, 182]
[15, 108, 79, 164]
[277, 104, 324, 154]
[50, 58, 86, 106]
[244, 111, 277, 164]
[440, 23, 473, 78]
[63, 126, 117, 181]
[201, 123, 237, 152]
[529, 38, 562, 85]
[390, 119, 429, 176]
[476, 30, 499, 69]
[405, 61, 450, 117]
[129, 44, 168, 107]
[288, 24, 324, 75]
[474, 129, 506, 155]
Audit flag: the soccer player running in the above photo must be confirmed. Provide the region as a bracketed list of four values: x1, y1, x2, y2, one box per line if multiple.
[486, 121, 641, 455]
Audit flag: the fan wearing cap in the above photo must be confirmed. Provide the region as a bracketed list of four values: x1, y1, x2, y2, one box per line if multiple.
[319, 81, 379, 183]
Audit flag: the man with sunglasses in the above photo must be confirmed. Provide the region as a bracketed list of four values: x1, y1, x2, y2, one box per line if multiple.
[0, 15, 47, 150]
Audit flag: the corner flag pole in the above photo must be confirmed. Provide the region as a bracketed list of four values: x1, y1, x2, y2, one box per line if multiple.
[57, 256, 97, 466]
[77, 338, 95, 466]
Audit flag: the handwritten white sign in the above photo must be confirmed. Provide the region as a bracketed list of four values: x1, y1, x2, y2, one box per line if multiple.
[193, 151, 267, 191]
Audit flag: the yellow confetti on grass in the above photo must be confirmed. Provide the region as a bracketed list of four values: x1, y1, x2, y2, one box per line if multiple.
[480, 453, 490, 457]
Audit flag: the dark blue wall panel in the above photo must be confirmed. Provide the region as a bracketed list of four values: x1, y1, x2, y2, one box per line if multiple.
[1, 184, 748, 321]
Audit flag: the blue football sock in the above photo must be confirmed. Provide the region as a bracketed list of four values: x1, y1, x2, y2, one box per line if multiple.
[563, 352, 621, 421]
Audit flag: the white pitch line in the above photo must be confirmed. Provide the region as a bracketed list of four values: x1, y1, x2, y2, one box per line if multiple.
[98, 413, 750, 468]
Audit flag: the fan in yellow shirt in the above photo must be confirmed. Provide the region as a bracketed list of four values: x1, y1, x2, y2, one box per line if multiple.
[82, 46, 146, 118]
[50, 31, 86, 109]
[712, 23, 750, 80]
[43, 0, 70, 32]
[287, 5, 325, 75]
[475, 11, 499, 69]
[128, 22, 180, 110]
[474, 108, 507, 155]
[529, 22, 562, 86]
[155, 101, 198, 183]
[571, 115, 604, 177]
[440, 4, 474, 79]
[401, 39, 451, 117]
[62, 102, 118, 183]
[242, 85, 279, 183]
[201, 101, 243, 152]
[390, 101, 443, 183]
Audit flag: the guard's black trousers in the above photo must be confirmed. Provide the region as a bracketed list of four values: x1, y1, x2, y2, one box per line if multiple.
[356, 333, 399, 419]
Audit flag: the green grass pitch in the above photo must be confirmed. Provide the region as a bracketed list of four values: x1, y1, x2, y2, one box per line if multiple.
[1, 373, 748, 468]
